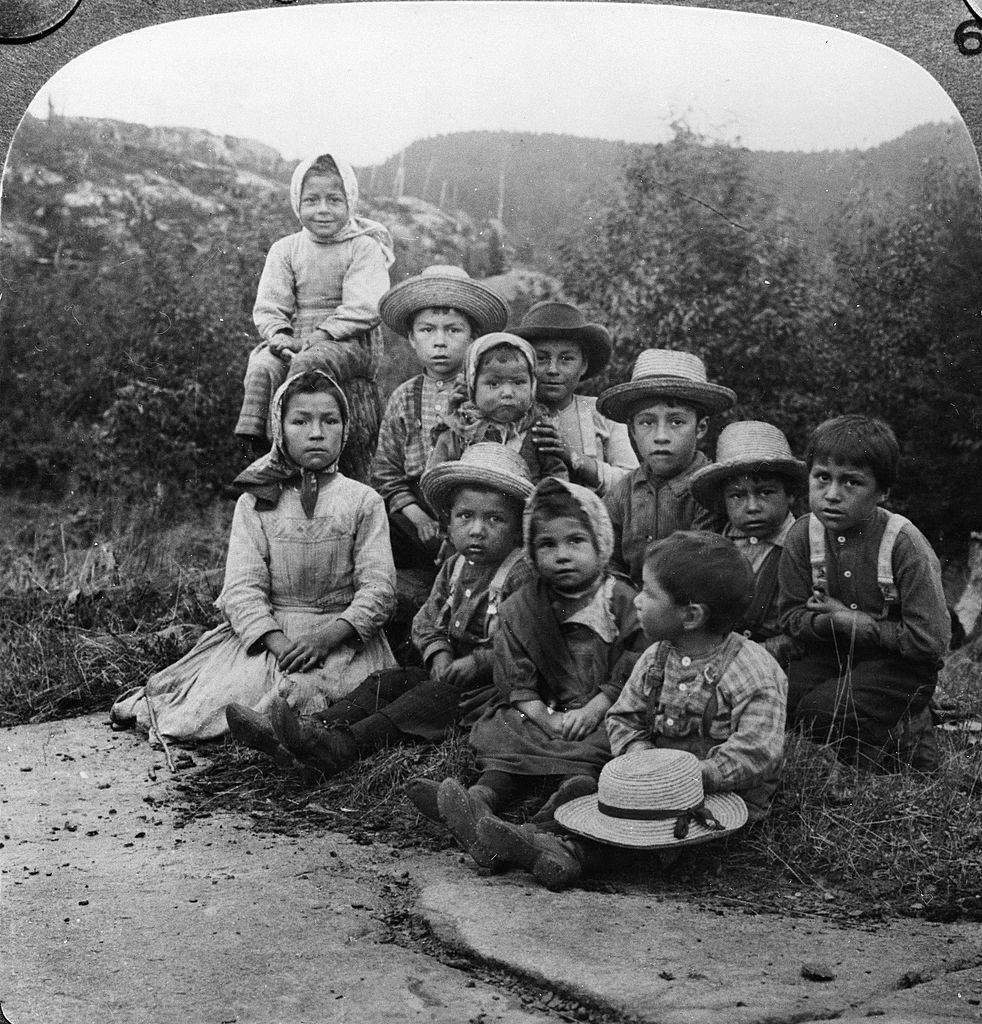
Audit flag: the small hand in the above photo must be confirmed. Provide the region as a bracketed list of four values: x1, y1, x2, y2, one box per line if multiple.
[429, 652, 454, 683]
[404, 504, 442, 545]
[530, 420, 572, 464]
[268, 335, 300, 360]
[442, 656, 479, 687]
[277, 631, 335, 673]
[561, 705, 603, 741]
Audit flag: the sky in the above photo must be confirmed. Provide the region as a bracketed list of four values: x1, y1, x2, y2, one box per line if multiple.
[24, 1, 967, 165]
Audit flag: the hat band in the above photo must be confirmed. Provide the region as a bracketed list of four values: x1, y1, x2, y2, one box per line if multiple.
[597, 800, 724, 839]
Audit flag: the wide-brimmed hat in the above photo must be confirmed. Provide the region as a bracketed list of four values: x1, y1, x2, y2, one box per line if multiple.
[512, 301, 612, 379]
[691, 420, 807, 508]
[554, 748, 747, 849]
[380, 265, 509, 338]
[420, 443, 535, 517]
[596, 349, 736, 423]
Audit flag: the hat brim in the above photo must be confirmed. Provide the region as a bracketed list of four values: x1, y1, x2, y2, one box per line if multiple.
[512, 324, 612, 379]
[596, 378, 736, 422]
[690, 457, 807, 507]
[554, 791, 748, 849]
[420, 462, 534, 517]
[380, 278, 509, 338]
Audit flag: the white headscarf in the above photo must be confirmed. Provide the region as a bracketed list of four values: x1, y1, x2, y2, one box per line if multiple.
[289, 152, 395, 267]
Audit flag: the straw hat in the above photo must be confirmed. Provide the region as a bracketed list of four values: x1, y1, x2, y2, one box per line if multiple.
[420, 443, 535, 516]
[691, 421, 807, 508]
[379, 265, 509, 338]
[512, 301, 612, 379]
[554, 749, 747, 849]
[596, 349, 736, 423]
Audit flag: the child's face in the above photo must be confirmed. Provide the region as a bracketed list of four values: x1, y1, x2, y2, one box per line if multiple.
[531, 515, 602, 595]
[408, 308, 473, 380]
[447, 487, 521, 566]
[533, 339, 587, 410]
[635, 564, 685, 643]
[630, 401, 707, 479]
[723, 474, 792, 539]
[282, 390, 345, 471]
[473, 349, 533, 424]
[809, 458, 885, 533]
[298, 173, 349, 242]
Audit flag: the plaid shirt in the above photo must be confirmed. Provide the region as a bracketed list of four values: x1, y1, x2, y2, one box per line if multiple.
[603, 453, 720, 585]
[371, 374, 454, 515]
[606, 633, 787, 819]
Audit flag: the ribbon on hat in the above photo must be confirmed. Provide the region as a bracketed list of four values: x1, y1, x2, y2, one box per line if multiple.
[597, 800, 725, 839]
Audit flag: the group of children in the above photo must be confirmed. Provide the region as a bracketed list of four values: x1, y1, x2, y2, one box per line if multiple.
[110, 151, 952, 890]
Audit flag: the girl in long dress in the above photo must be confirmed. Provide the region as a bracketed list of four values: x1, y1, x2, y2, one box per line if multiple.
[111, 370, 396, 742]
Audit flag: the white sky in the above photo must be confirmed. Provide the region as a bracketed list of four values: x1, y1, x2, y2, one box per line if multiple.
[25, 2, 965, 164]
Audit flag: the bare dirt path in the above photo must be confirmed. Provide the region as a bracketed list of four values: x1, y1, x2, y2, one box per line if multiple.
[2, 715, 981, 1024]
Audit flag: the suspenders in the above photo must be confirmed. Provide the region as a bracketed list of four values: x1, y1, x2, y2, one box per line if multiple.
[443, 549, 525, 637]
[807, 511, 910, 618]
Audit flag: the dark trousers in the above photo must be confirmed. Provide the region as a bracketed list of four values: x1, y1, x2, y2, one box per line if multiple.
[787, 644, 937, 768]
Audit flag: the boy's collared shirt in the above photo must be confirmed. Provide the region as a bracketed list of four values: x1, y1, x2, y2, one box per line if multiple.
[603, 452, 718, 584]
[724, 511, 796, 573]
[605, 634, 787, 819]
[777, 506, 950, 667]
[371, 373, 454, 515]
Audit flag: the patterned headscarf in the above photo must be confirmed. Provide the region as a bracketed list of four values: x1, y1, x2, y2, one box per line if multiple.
[289, 152, 395, 267]
[233, 370, 350, 515]
[523, 477, 615, 569]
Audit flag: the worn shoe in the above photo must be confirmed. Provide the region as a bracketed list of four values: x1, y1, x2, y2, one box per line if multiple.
[530, 774, 598, 824]
[226, 703, 294, 768]
[405, 778, 443, 823]
[437, 779, 501, 871]
[270, 696, 359, 777]
[477, 816, 582, 891]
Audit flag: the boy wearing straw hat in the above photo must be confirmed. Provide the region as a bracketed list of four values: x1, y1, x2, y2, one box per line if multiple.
[691, 420, 806, 668]
[478, 531, 786, 889]
[597, 349, 735, 584]
[511, 301, 637, 495]
[371, 265, 509, 568]
[232, 444, 535, 778]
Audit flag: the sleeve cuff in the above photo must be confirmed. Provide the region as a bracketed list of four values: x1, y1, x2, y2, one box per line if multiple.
[509, 687, 541, 704]
[423, 640, 453, 665]
[238, 614, 282, 653]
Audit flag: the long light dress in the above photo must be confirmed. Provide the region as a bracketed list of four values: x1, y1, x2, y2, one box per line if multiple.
[110, 474, 397, 742]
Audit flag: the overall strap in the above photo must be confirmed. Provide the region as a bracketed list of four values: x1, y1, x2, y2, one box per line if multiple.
[412, 374, 425, 432]
[807, 513, 828, 592]
[877, 512, 910, 613]
[700, 633, 746, 735]
[486, 549, 525, 627]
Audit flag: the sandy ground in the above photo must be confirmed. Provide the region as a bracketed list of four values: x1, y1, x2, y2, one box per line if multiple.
[2, 715, 981, 1024]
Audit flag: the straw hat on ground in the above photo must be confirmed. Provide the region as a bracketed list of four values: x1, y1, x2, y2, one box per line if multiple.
[691, 420, 807, 508]
[380, 265, 509, 338]
[554, 748, 747, 849]
[420, 443, 535, 517]
[596, 349, 736, 423]
[512, 301, 612, 380]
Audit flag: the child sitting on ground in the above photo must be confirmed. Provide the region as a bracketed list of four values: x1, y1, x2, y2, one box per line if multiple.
[425, 477, 646, 871]
[597, 349, 734, 584]
[427, 332, 567, 483]
[777, 415, 950, 772]
[691, 420, 806, 669]
[477, 530, 787, 889]
[370, 265, 509, 569]
[226, 444, 535, 776]
[235, 151, 394, 480]
[112, 370, 396, 742]
[510, 301, 636, 495]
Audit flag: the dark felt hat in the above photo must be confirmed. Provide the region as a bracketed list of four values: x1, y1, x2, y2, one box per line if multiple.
[512, 301, 612, 379]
